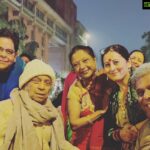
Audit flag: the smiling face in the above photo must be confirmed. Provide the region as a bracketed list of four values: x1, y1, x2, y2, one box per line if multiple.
[0, 37, 17, 71]
[136, 74, 150, 119]
[129, 52, 144, 68]
[103, 51, 130, 82]
[71, 50, 96, 79]
[24, 75, 52, 104]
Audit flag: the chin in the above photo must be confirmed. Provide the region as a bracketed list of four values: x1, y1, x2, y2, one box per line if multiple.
[0, 63, 12, 70]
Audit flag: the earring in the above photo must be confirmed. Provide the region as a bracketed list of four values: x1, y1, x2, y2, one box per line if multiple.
[106, 76, 108, 80]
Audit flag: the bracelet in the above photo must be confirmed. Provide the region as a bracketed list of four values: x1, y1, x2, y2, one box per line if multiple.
[113, 129, 122, 141]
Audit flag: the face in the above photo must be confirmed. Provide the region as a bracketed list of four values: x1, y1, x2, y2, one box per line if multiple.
[24, 75, 52, 104]
[136, 74, 150, 119]
[71, 50, 96, 79]
[129, 52, 144, 68]
[21, 56, 30, 64]
[0, 37, 17, 71]
[103, 51, 130, 82]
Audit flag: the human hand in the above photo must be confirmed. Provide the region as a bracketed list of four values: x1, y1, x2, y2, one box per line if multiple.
[119, 125, 138, 143]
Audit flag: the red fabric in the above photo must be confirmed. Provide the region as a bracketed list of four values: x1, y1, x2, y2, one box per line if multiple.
[72, 119, 104, 150]
[61, 72, 77, 135]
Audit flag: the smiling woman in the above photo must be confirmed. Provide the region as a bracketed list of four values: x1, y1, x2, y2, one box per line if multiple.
[101, 44, 146, 150]
[66, 45, 114, 150]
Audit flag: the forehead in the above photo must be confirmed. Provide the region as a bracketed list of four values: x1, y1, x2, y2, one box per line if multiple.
[103, 51, 125, 62]
[130, 52, 144, 58]
[72, 50, 93, 63]
[136, 74, 150, 89]
[0, 37, 14, 46]
[30, 75, 51, 81]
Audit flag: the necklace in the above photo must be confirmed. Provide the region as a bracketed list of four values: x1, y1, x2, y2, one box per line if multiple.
[80, 73, 96, 91]
[118, 91, 127, 119]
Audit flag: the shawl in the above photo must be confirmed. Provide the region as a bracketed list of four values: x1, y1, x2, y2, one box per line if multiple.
[0, 88, 78, 150]
[61, 72, 76, 136]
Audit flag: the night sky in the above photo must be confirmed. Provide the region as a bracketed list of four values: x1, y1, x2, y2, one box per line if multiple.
[74, 0, 150, 67]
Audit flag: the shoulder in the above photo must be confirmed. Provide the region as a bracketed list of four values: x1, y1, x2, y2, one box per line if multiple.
[137, 120, 150, 149]
[68, 80, 84, 101]
[0, 99, 13, 115]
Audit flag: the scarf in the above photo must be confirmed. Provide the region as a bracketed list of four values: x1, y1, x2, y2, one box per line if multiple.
[1, 88, 78, 150]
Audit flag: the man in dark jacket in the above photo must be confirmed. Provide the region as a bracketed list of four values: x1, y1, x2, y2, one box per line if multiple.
[0, 28, 24, 100]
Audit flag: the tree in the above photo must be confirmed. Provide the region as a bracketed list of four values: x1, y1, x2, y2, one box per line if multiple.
[141, 31, 150, 62]
[0, 1, 9, 29]
[8, 19, 28, 53]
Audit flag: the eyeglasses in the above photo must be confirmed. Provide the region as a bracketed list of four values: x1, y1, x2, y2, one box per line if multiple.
[0, 46, 15, 56]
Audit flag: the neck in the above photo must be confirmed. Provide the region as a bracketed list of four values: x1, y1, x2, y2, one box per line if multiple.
[116, 72, 130, 91]
[81, 73, 95, 88]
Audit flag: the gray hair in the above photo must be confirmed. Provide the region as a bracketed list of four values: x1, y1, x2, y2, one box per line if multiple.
[131, 63, 150, 88]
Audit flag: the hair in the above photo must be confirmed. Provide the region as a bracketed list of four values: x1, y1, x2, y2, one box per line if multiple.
[131, 63, 150, 88]
[0, 28, 19, 52]
[69, 45, 95, 66]
[100, 44, 129, 67]
[20, 52, 35, 61]
[129, 49, 145, 63]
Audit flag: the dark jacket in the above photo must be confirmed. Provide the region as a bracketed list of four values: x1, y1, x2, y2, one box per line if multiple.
[103, 82, 146, 150]
[0, 57, 24, 100]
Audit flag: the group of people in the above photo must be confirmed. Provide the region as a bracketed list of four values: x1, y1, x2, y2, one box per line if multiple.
[0, 27, 149, 150]
[61, 45, 147, 150]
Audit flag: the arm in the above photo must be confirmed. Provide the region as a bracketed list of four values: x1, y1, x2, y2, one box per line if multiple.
[68, 86, 106, 130]
[68, 99, 105, 130]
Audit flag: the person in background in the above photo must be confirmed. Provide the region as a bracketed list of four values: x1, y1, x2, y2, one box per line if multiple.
[131, 63, 150, 150]
[0, 28, 24, 100]
[19, 52, 35, 64]
[67, 45, 114, 150]
[101, 44, 146, 150]
[0, 59, 78, 150]
[129, 50, 145, 74]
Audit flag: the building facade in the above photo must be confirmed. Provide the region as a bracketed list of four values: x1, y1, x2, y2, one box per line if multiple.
[1, 0, 88, 73]
[3, 0, 76, 73]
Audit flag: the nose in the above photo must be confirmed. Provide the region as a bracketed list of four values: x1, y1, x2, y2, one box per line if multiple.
[143, 89, 150, 99]
[109, 63, 115, 72]
[38, 82, 45, 90]
[0, 50, 7, 57]
[79, 61, 86, 70]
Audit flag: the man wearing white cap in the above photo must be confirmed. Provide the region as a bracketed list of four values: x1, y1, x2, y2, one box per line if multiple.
[0, 59, 78, 150]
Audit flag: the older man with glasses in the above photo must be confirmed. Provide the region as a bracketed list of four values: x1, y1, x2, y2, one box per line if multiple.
[131, 63, 150, 150]
[0, 28, 24, 100]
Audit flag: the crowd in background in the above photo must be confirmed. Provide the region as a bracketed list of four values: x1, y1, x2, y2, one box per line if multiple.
[0, 28, 149, 150]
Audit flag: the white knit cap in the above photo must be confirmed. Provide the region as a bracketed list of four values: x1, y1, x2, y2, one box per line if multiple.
[19, 59, 56, 89]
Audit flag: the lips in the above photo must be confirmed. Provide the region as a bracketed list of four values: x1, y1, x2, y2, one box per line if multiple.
[110, 72, 118, 76]
[80, 69, 89, 75]
[36, 93, 45, 97]
[0, 57, 9, 63]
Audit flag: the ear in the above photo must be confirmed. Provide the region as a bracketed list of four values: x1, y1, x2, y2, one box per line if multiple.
[94, 57, 97, 64]
[14, 51, 18, 62]
[127, 60, 131, 69]
[94, 57, 97, 68]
